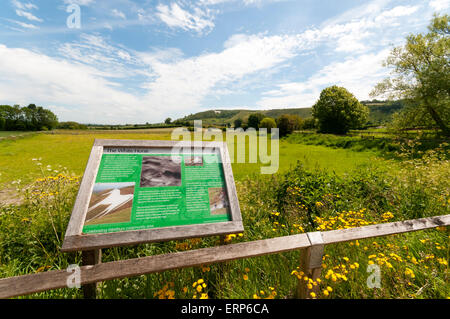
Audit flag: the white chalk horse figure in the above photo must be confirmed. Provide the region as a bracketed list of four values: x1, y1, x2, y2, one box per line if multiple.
[86, 188, 133, 222]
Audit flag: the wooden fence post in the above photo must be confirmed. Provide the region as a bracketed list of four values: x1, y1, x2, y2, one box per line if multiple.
[297, 232, 324, 299]
[82, 249, 101, 299]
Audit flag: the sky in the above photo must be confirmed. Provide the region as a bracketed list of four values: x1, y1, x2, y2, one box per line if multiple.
[0, 0, 449, 124]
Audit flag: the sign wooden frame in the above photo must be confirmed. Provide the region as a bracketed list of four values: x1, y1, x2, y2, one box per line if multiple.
[61, 139, 243, 252]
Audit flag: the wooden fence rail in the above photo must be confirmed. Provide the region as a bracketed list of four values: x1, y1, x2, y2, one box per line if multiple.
[0, 214, 449, 299]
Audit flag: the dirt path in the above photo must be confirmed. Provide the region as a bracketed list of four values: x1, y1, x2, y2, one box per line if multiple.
[0, 187, 23, 206]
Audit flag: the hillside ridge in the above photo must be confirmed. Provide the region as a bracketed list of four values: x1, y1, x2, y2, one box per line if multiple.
[176, 100, 405, 126]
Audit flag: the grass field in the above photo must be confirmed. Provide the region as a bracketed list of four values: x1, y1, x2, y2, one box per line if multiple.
[0, 128, 448, 299]
[0, 131, 31, 138]
[0, 130, 382, 186]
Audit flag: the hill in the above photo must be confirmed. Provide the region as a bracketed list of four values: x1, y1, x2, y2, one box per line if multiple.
[361, 100, 405, 125]
[177, 101, 405, 127]
[178, 108, 312, 126]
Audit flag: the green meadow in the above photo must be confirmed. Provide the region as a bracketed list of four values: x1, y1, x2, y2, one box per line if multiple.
[0, 128, 448, 299]
[0, 131, 31, 138]
[0, 130, 381, 186]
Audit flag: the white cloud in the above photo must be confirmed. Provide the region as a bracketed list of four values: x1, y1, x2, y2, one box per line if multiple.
[63, 0, 96, 5]
[375, 5, 419, 22]
[8, 19, 38, 29]
[258, 50, 390, 108]
[57, 34, 147, 79]
[198, 0, 232, 4]
[156, 3, 214, 33]
[0, 0, 435, 123]
[11, 0, 37, 10]
[112, 9, 126, 19]
[11, 0, 43, 22]
[318, 3, 423, 54]
[134, 31, 331, 118]
[429, 0, 450, 11]
[15, 9, 43, 22]
[0, 44, 150, 124]
[199, 0, 284, 6]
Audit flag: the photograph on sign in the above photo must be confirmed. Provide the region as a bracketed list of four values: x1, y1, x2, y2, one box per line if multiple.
[81, 147, 232, 235]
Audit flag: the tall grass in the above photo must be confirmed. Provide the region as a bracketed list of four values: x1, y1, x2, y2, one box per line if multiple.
[0, 131, 383, 186]
[0, 140, 448, 299]
[286, 132, 449, 157]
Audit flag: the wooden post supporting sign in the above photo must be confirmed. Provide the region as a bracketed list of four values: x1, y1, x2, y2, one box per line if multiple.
[297, 231, 324, 299]
[82, 249, 102, 299]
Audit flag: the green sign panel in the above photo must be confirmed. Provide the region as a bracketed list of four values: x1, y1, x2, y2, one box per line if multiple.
[82, 152, 231, 234]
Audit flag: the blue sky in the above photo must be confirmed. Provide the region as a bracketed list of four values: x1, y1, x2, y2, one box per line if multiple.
[0, 0, 449, 124]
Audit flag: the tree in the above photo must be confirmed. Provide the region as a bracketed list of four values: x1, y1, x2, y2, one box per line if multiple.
[302, 117, 317, 130]
[37, 107, 58, 130]
[0, 105, 12, 130]
[58, 121, 87, 130]
[165, 118, 172, 124]
[276, 114, 303, 137]
[371, 14, 450, 136]
[0, 104, 58, 131]
[234, 118, 243, 128]
[312, 86, 368, 134]
[259, 117, 277, 131]
[247, 113, 265, 129]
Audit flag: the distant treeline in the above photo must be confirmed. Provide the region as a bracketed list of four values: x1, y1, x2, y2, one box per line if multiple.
[58, 121, 88, 130]
[84, 123, 184, 130]
[176, 100, 407, 128]
[0, 104, 58, 131]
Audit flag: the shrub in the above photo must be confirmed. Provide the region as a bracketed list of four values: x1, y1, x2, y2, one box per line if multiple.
[247, 113, 265, 129]
[259, 117, 277, 131]
[234, 118, 243, 128]
[276, 114, 303, 137]
[312, 86, 368, 134]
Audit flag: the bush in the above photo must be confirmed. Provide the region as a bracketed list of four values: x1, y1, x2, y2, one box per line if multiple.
[247, 113, 265, 129]
[276, 114, 302, 137]
[301, 117, 316, 130]
[0, 144, 448, 299]
[259, 117, 277, 131]
[0, 104, 58, 131]
[312, 86, 368, 134]
[58, 122, 87, 130]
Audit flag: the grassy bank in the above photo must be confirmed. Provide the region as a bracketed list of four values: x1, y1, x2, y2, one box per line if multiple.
[286, 132, 449, 157]
[0, 156, 448, 299]
[0, 129, 448, 299]
[0, 131, 33, 138]
[0, 130, 382, 185]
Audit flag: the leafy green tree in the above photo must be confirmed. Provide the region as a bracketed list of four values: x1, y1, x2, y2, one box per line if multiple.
[233, 118, 243, 128]
[58, 121, 87, 130]
[0, 105, 12, 130]
[312, 86, 368, 134]
[259, 117, 277, 131]
[276, 114, 302, 137]
[165, 118, 172, 124]
[247, 113, 265, 129]
[0, 104, 58, 131]
[371, 14, 450, 136]
[302, 117, 317, 130]
[37, 107, 58, 130]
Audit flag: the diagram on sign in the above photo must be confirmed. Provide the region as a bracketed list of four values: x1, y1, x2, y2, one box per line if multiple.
[140, 156, 182, 187]
[85, 182, 134, 225]
[82, 152, 231, 234]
